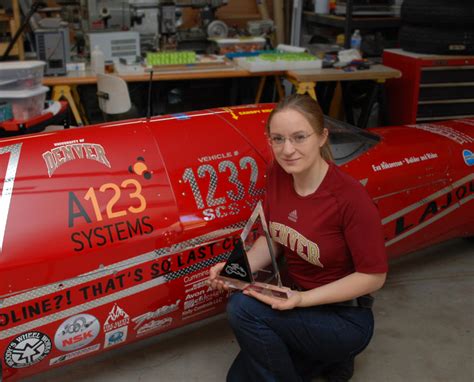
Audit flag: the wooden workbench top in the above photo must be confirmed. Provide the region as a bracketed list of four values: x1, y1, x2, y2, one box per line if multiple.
[42, 64, 272, 86]
[287, 64, 401, 82]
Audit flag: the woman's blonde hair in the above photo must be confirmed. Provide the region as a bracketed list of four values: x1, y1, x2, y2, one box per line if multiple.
[266, 94, 333, 162]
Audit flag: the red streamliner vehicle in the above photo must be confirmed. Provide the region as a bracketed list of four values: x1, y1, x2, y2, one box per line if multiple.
[0, 104, 473, 380]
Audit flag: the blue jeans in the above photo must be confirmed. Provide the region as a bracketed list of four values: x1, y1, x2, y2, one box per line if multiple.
[226, 293, 374, 382]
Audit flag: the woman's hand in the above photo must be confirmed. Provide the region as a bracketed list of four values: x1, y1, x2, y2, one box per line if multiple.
[243, 288, 302, 310]
[207, 262, 229, 292]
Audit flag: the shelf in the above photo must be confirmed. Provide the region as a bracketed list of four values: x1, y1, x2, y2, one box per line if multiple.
[303, 11, 401, 29]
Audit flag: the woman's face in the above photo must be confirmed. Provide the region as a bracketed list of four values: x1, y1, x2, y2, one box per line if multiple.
[268, 109, 327, 176]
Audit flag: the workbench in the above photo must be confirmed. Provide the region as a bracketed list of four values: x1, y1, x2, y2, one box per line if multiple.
[43, 62, 400, 127]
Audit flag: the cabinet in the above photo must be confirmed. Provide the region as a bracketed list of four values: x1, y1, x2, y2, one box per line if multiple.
[383, 49, 474, 125]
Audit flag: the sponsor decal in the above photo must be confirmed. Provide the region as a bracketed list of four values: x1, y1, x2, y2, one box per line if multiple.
[4, 331, 52, 368]
[382, 175, 474, 246]
[184, 270, 210, 293]
[0, 242, 222, 330]
[171, 113, 190, 120]
[42, 140, 111, 177]
[128, 156, 152, 180]
[462, 149, 474, 166]
[132, 300, 180, 333]
[181, 155, 264, 222]
[136, 317, 172, 336]
[184, 279, 207, 294]
[0, 292, 73, 327]
[104, 326, 128, 348]
[182, 293, 224, 320]
[371, 152, 438, 172]
[407, 124, 473, 145]
[49, 343, 100, 366]
[104, 304, 130, 332]
[456, 119, 474, 127]
[54, 314, 100, 352]
[222, 106, 272, 120]
[183, 289, 222, 312]
[0, 223, 244, 341]
[68, 158, 154, 252]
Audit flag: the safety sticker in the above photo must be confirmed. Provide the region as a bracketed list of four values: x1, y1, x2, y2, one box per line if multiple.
[54, 314, 100, 352]
[4, 331, 52, 368]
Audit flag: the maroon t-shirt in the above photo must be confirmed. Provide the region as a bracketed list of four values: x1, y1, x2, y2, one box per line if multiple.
[265, 161, 388, 290]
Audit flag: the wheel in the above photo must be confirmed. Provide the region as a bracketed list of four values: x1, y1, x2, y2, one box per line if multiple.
[399, 25, 474, 55]
[401, 0, 474, 27]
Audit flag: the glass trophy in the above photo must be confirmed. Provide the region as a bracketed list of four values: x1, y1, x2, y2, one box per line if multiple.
[217, 201, 292, 299]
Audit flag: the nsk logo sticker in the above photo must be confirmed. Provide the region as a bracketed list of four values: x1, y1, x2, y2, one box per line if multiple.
[104, 304, 129, 332]
[49, 344, 100, 366]
[104, 326, 128, 348]
[4, 331, 52, 368]
[54, 314, 100, 352]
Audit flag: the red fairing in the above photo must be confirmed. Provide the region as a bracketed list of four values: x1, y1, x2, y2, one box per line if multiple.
[0, 105, 472, 380]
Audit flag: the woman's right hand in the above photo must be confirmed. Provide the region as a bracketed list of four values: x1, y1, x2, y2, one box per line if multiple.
[208, 262, 229, 292]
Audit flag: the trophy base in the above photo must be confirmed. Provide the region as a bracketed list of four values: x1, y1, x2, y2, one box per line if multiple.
[217, 276, 291, 300]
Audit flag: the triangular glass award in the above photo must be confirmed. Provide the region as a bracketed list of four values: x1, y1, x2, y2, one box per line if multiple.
[218, 201, 291, 299]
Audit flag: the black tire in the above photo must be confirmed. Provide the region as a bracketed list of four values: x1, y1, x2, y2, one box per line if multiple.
[399, 25, 474, 55]
[401, 0, 474, 27]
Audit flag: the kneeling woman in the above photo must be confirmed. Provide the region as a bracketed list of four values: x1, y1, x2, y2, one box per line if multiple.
[209, 94, 388, 382]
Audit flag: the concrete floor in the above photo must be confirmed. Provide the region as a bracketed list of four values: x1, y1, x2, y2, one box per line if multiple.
[26, 238, 473, 382]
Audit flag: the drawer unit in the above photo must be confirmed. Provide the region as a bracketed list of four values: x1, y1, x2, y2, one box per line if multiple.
[383, 49, 474, 124]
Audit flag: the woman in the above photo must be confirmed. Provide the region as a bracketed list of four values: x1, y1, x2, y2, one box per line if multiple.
[209, 94, 388, 382]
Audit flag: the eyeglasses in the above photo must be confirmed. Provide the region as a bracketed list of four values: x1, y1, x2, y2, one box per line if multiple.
[268, 132, 315, 147]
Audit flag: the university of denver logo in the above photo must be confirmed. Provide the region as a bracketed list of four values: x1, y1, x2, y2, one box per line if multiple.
[270, 221, 323, 267]
[42, 141, 111, 177]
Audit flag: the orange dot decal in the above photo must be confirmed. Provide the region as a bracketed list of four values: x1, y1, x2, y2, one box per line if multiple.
[133, 162, 148, 176]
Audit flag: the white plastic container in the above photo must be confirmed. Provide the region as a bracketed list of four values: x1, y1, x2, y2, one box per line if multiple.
[91, 45, 105, 74]
[0, 61, 45, 90]
[235, 57, 322, 72]
[0, 86, 49, 121]
[212, 37, 266, 54]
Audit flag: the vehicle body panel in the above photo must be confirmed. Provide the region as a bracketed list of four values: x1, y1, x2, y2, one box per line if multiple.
[0, 105, 472, 380]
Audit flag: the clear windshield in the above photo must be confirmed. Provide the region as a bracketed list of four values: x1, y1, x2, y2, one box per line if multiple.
[325, 117, 381, 165]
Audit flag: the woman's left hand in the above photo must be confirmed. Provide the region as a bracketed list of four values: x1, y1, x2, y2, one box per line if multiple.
[243, 288, 302, 310]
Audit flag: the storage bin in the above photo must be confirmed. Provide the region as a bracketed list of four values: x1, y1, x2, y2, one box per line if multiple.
[0, 86, 49, 121]
[0, 61, 46, 90]
[212, 37, 266, 54]
[235, 53, 322, 72]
